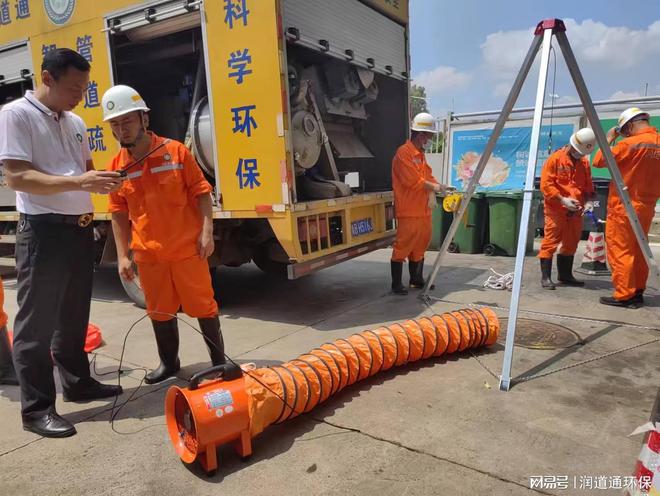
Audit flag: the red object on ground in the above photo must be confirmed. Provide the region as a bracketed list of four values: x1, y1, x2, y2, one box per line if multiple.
[6, 324, 103, 352]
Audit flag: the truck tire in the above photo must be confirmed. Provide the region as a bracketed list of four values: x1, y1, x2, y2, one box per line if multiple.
[252, 241, 289, 278]
[119, 260, 147, 309]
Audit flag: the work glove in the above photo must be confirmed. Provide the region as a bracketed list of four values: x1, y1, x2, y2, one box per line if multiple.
[560, 196, 581, 212]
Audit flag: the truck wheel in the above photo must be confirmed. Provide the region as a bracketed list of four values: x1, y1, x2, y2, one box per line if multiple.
[119, 260, 146, 309]
[252, 242, 289, 278]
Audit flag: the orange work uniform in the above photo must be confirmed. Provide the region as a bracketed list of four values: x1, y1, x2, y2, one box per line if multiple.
[108, 132, 217, 321]
[391, 140, 439, 262]
[538, 147, 594, 259]
[593, 126, 660, 300]
[0, 277, 7, 330]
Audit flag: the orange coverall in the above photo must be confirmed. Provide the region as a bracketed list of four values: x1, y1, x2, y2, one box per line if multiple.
[391, 140, 439, 262]
[593, 126, 660, 300]
[108, 133, 218, 321]
[538, 147, 594, 259]
[0, 277, 7, 330]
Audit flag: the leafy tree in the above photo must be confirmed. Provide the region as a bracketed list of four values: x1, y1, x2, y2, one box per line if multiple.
[410, 84, 428, 116]
[409, 84, 443, 153]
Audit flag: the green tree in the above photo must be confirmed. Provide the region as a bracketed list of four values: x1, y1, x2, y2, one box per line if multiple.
[429, 131, 444, 154]
[410, 84, 443, 154]
[410, 84, 428, 116]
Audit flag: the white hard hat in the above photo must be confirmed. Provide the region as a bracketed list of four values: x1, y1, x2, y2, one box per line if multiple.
[101, 85, 150, 121]
[569, 127, 596, 156]
[617, 107, 649, 131]
[411, 112, 439, 133]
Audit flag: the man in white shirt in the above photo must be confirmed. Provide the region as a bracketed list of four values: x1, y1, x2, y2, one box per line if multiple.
[0, 48, 123, 438]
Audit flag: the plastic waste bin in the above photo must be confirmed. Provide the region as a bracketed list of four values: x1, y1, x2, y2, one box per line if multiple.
[588, 179, 610, 232]
[484, 191, 538, 256]
[447, 193, 488, 254]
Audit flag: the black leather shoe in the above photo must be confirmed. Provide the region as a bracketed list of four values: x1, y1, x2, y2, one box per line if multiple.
[23, 412, 76, 438]
[63, 380, 123, 402]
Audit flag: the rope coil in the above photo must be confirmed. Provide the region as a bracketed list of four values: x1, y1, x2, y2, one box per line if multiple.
[483, 268, 515, 290]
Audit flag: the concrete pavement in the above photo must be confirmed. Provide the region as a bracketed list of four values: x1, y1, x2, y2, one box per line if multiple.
[0, 241, 658, 495]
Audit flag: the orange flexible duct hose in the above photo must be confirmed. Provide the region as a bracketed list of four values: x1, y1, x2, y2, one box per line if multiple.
[166, 307, 500, 473]
[244, 307, 499, 436]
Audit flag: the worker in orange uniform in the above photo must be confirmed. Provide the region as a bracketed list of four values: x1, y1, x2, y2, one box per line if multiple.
[538, 128, 597, 289]
[593, 107, 660, 308]
[102, 85, 225, 383]
[0, 277, 18, 385]
[391, 112, 451, 295]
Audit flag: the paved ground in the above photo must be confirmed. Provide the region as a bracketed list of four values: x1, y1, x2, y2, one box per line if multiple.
[0, 241, 658, 496]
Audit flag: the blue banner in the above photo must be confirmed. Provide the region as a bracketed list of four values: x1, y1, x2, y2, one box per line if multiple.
[450, 124, 574, 191]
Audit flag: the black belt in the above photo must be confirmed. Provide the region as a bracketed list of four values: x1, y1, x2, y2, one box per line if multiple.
[21, 213, 94, 228]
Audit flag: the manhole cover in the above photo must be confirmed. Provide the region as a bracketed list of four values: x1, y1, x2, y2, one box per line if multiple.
[497, 318, 582, 350]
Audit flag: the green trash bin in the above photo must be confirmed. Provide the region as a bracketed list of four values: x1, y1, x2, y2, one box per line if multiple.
[447, 193, 488, 254]
[430, 195, 453, 250]
[485, 191, 538, 256]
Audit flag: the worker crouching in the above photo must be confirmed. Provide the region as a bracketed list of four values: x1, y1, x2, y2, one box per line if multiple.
[538, 128, 596, 289]
[102, 85, 225, 383]
[390, 112, 451, 295]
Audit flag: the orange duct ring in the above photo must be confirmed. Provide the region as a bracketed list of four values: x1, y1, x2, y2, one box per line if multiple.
[165, 308, 500, 474]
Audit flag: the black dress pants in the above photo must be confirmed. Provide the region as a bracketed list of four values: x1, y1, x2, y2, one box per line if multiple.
[12, 216, 94, 419]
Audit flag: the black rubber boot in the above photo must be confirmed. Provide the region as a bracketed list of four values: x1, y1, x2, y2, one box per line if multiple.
[390, 261, 408, 295]
[409, 259, 435, 290]
[540, 258, 556, 290]
[198, 317, 226, 366]
[557, 254, 584, 286]
[0, 326, 18, 386]
[599, 295, 641, 309]
[145, 319, 181, 385]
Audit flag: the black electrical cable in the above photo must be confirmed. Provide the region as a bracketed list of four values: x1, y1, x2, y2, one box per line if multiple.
[95, 311, 300, 434]
[102, 310, 492, 436]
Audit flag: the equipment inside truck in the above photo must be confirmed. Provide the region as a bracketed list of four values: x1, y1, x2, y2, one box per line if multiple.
[282, 0, 409, 201]
[286, 44, 408, 201]
[107, 0, 409, 204]
[0, 43, 34, 107]
[109, 23, 206, 166]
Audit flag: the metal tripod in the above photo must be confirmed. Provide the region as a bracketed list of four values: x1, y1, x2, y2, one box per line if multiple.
[420, 19, 659, 391]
